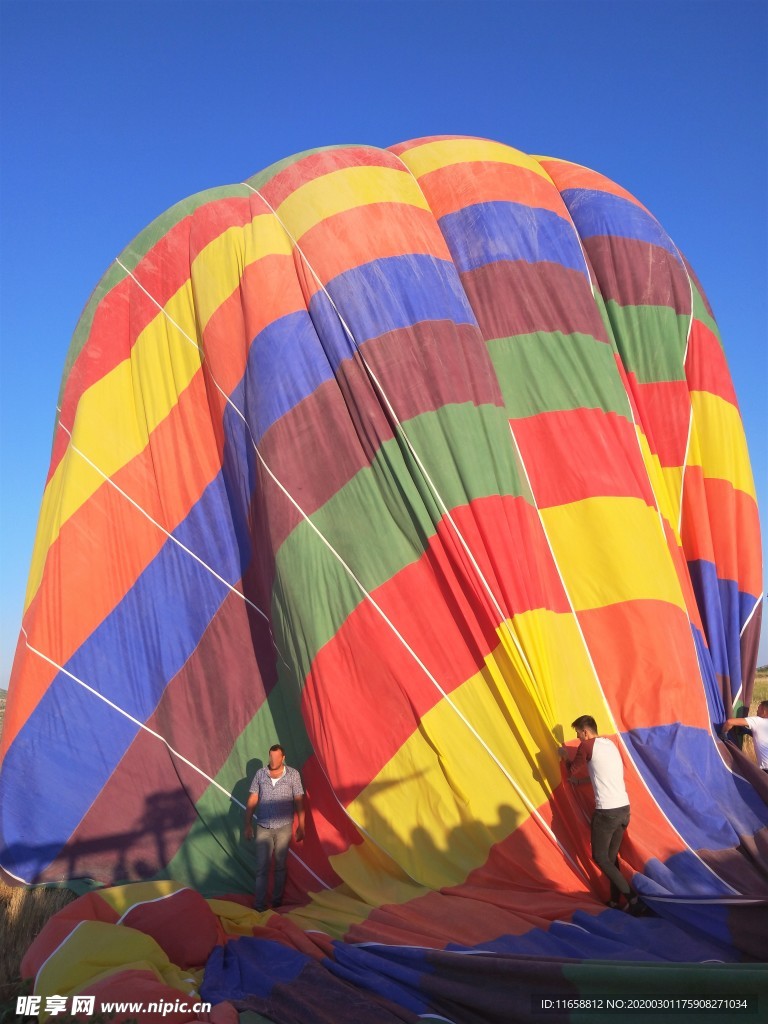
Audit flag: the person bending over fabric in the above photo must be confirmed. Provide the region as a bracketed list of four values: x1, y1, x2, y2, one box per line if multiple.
[558, 715, 643, 914]
[722, 700, 768, 772]
[244, 744, 305, 912]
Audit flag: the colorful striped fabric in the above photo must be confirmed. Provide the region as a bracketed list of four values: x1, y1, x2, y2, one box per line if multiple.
[2, 137, 766, 1018]
[21, 880, 767, 1023]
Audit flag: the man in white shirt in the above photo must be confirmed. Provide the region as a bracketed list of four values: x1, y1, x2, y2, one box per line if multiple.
[559, 715, 642, 912]
[722, 700, 768, 772]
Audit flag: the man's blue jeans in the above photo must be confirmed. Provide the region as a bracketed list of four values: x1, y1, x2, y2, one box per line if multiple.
[254, 823, 292, 910]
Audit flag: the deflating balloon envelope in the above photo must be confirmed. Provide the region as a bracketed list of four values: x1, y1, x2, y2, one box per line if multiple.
[2, 138, 765, 990]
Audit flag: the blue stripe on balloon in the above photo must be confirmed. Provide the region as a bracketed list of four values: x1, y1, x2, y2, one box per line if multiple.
[625, 886, 735, 952]
[450, 903, 736, 961]
[438, 201, 588, 277]
[0, 671, 141, 880]
[691, 624, 726, 724]
[202, 940, 307, 1004]
[639, 849, 732, 900]
[234, 310, 341, 444]
[63, 473, 244, 719]
[328, 942, 431, 1013]
[688, 558, 748, 703]
[232, 254, 477, 445]
[317, 253, 477, 354]
[0, 472, 246, 880]
[560, 189, 682, 260]
[623, 723, 768, 853]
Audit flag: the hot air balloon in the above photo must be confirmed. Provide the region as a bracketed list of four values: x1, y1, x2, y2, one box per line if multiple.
[3, 137, 765, 1021]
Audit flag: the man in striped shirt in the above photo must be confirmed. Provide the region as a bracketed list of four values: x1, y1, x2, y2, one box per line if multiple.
[244, 744, 305, 912]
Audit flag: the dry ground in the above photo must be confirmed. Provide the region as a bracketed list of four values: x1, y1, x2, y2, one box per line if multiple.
[0, 883, 76, 1015]
[752, 667, 768, 704]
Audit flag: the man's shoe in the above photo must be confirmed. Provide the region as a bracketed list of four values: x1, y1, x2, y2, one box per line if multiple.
[626, 896, 649, 917]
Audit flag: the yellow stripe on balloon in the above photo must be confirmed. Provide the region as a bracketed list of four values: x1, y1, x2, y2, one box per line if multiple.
[340, 609, 600, 891]
[25, 282, 203, 610]
[398, 138, 552, 182]
[635, 427, 684, 543]
[319, 840, 428, 932]
[98, 879, 185, 916]
[24, 443, 104, 609]
[192, 215, 294, 330]
[25, 212, 298, 612]
[35, 921, 198, 1016]
[687, 390, 756, 500]
[342, 702, 518, 889]
[276, 165, 431, 241]
[659, 464, 684, 527]
[499, 607, 610, 734]
[541, 496, 686, 611]
[290, 609, 651, 928]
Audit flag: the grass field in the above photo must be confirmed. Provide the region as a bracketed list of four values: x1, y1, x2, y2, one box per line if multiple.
[752, 667, 768, 704]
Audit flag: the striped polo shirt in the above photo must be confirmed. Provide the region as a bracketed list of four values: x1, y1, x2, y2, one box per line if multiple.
[249, 765, 304, 828]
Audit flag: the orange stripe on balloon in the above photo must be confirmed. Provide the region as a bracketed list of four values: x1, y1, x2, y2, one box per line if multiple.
[686, 319, 739, 408]
[681, 468, 762, 596]
[512, 407, 655, 509]
[415, 159, 570, 221]
[578, 600, 711, 732]
[294, 202, 452, 293]
[50, 198, 255, 483]
[626, 375, 691, 469]
[538, 157, 651, 213]
[5, 373, 223, 751]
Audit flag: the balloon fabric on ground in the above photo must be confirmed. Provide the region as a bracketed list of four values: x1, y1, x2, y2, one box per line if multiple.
[2, 137, 766, 1020]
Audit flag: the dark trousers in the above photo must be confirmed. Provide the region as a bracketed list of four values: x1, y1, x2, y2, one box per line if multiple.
[253, 823, 292, 910]
[591, 805, 631, 901]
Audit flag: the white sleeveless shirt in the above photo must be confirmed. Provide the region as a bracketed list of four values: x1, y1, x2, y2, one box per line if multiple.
[588, 737, 629, 810]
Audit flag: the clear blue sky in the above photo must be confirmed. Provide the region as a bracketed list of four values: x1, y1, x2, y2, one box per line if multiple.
[1, 0, 765, 690]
